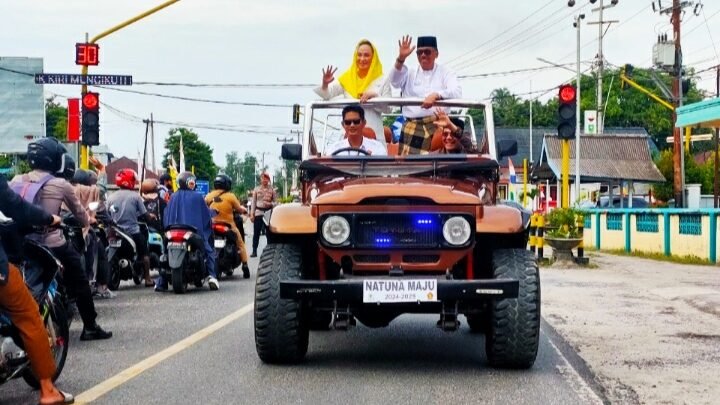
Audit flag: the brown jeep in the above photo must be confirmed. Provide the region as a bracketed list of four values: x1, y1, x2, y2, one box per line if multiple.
[254, 98, 539, 369]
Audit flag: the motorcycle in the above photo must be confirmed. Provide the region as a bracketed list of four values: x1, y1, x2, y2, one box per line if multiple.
[163, 225, 209, 294]
[147, 226, 165, 272]
[0, 227, 69, 389]
[211, 222, 245, 279]
[106, 221, 148, 290]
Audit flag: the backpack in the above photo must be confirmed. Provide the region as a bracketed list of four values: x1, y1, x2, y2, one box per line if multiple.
[10, 173, 55, 205]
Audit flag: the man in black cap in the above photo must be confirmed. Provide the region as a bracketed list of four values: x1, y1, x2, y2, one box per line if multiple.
[390, 35, 462, 154]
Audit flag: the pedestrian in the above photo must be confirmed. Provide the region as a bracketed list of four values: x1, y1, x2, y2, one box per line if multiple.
[250, 172, 276, 258]
[389, 35, 462, 154]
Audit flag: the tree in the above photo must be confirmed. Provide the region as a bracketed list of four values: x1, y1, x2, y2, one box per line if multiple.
[273, 158, 299, 198]
[45, 97, 67, 141]
[161, 128, 218, 180]
[653, 149, 711, 202]
[220, 151, 261, 200]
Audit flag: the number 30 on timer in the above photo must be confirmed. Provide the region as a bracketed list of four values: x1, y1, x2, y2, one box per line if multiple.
[75, 43, 99, 66]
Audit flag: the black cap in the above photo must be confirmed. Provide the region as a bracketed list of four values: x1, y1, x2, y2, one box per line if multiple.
[417, 36, 438, 49]
[451, 118, 465, 132]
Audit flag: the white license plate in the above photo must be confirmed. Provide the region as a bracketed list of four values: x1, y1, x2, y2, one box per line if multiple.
[109, 240, 121, 248]
[167, 242, 185, 249]
[362, 279, 438, 303]
[214, 239, 226, 248]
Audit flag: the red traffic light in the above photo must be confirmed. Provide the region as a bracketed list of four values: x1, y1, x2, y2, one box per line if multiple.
[82, 92, 99, 110]
[559, 85, 576, 103]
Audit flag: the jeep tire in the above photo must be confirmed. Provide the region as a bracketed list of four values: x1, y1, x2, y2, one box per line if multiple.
[254, 243, 309, 363]
[485, 249, 540, 369]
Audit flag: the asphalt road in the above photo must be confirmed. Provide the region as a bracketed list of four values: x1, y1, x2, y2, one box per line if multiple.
[1, 238, 603, 405]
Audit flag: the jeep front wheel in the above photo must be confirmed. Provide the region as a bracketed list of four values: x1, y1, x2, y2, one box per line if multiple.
[485, 249, 540, 369]
[254, 243, 309, 363]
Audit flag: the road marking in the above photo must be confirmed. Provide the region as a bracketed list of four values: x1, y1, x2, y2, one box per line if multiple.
[75, 302, 254, 404]
[546, 337, 604, 405]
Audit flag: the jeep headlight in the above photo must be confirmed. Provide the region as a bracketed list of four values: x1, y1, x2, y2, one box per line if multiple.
[322, 215, 350, 245]
[443, 216, 471, 246]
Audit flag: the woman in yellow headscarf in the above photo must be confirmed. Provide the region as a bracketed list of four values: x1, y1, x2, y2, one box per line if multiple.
[315, 39, 391, 144]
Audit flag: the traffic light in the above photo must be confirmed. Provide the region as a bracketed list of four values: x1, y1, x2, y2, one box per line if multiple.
[557, 85, 577, 140]
[81, 92, 100, 146]
[292, 104, 301, 124]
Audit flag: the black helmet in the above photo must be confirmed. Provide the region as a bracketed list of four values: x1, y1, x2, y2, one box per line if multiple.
[159, 173, 172, 184]
[177, 171, 196, 190]
[213, 174, 232, 191]
[61, 153, 76, 181]
[27, 137, 68, 173]
[72, 168, 91, 185]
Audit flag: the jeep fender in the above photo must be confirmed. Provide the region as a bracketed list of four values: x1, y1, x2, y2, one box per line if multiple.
[267, 203, 317, 234]
[477, 205, 526, 234]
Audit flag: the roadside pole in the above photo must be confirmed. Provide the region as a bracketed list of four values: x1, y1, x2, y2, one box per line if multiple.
[715, 65, 719, 208]
[562, 141, 570, 208]
[79, 0, 181, 169]
[575, 13, 584, 204]
[523, 158, 528, 208]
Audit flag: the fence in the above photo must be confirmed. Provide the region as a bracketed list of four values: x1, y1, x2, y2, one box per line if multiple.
[581, 209, 720, 263]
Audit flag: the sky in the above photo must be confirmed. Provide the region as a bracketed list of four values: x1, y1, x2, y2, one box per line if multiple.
[2, 0, 719, 175]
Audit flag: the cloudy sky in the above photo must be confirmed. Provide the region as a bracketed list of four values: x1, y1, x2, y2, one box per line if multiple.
[2, 0, 719, 173]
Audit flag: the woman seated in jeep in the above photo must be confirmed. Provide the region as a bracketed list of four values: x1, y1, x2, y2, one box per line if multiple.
[432, 110, 476, 154]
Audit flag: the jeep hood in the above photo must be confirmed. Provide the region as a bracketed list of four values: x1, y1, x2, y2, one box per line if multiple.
[311, 177, 481, 205]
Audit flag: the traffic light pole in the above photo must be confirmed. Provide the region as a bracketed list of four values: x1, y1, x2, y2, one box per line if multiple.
[79, 0, 181, 169]
[574, 14, 584, 204]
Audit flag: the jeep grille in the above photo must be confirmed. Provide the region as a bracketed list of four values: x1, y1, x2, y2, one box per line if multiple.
[354, 214, 439, 249]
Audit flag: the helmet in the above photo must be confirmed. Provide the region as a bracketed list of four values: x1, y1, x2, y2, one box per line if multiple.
[159, 173, 172, 184]
[72, 168, 91, 185]
[213, 174, 232, 191]
[177, 171, 196, 190]
[115, 169, 138, 190]
[87, 170, 98, 186]
[27, 137, 68, 173]
[61, 153, 76, 181]
[141, 178, 159, 194]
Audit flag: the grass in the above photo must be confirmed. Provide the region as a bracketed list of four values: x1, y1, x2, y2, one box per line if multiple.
[585, 247, 715, 266]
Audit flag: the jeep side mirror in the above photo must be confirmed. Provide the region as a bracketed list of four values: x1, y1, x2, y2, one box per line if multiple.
[496, 140, 518, 160]
[281, 144, 302, 161]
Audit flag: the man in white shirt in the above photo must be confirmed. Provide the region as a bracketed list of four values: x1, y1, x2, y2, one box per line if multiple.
[390, 35, 462, 155]
[326, 105, 387, 156]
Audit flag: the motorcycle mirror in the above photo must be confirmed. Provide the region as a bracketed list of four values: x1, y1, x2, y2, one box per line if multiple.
[88, 202, 100, 212]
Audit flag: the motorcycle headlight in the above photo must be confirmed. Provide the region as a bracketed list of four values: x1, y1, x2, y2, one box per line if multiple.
[322, 215, 350, 245]
[443, 216, 471, 246]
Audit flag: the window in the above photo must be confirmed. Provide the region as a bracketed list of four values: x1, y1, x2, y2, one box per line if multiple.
[636, 213, 658, 233]
[679, 214, 702, 235]
[583, 215, 591, 229]
[607, 213, 623, 230]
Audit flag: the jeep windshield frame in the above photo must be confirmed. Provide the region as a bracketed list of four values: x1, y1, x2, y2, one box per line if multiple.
[300, 98, 496, 161]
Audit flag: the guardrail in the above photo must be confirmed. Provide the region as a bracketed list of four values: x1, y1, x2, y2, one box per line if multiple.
[580, 209, 720, 264]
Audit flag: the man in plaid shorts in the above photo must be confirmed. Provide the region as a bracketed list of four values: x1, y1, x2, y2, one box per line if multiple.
[389, 35, 462, 155]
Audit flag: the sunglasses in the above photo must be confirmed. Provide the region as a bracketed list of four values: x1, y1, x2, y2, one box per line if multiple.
[441, 128, 460, 138]
[343, 119, 362, 126]
[416, 48, 434, 56]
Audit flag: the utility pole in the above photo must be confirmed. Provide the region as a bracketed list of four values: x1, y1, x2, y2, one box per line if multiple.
[574, 13, 585, 204]
[588, 0, 619, 135]
[150, 113, 156, 173]
[715, 65, 719, 208]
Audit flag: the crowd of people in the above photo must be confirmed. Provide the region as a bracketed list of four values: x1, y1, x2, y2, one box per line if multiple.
[318, 35, 477, 157]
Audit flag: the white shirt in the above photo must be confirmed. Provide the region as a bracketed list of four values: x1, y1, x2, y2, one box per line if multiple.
[389, 63, 462, 118]
[326, 137, 387, 156]
[314, 75, 391, 145]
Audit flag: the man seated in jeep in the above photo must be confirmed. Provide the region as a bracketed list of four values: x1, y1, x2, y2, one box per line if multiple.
[325, 105, 387, 156]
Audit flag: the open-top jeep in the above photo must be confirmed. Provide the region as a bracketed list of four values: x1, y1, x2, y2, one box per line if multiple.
[254, 98, 539, 369]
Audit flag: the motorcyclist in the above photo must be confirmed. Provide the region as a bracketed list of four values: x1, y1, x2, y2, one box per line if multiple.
[106, 169, 155, 287]
[205, 174, 250, 278]
[73, 169, 114, 299]
[158, 173, 173, 203]
[158, 171, 219, 291]
[10, 137, 112, 341]
[0, 174, 73, 405]
[140, 179, 166, 232]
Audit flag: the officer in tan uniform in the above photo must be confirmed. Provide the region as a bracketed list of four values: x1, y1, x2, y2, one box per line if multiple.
[249, 172, 276, 257]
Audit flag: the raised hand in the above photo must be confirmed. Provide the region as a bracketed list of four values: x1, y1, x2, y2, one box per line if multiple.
[397, 35, 416, 62]
[321, 65, 338, 88]
[433, 108, 451, 126]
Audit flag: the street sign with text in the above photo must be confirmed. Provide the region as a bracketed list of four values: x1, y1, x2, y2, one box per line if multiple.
[34, 73, 132, 86]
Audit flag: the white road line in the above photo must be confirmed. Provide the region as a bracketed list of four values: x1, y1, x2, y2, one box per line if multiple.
[546, 337, 604, 405]
[75, 302, 254, 404]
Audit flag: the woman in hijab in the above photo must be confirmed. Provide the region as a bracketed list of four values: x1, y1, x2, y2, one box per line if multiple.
[315, 39, 391, 144]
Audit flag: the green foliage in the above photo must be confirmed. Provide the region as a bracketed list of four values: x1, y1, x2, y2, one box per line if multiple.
[545, 208, 582, 239]
[653, 149, 713, 202]
[273, 158, 299, 199]
[45, 97, 68, 141]
[221, 151, 260, 199]
[161, 128, 218, 181]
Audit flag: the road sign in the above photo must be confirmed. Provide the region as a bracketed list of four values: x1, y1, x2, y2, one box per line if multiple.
[34, 73, 132, 86]
[584, 110, 597, 134]
[195, 180, 210, 196]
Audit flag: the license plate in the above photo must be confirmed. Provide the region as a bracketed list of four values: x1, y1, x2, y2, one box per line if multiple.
[109, 240, 121, 247]
[362, 279, 438, 303]
[214, 239, 226, 248]
[167, 242, 184, 249]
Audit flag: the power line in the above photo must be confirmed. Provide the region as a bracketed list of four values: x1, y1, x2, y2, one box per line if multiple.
[133, 81, 315, 88]
[91, 86, 294, 107]
[446, 0, 560, 67]
[457, 63, 578, 80]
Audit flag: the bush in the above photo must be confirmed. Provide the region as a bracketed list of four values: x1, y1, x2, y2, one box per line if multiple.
[544, 208, 582, 239]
